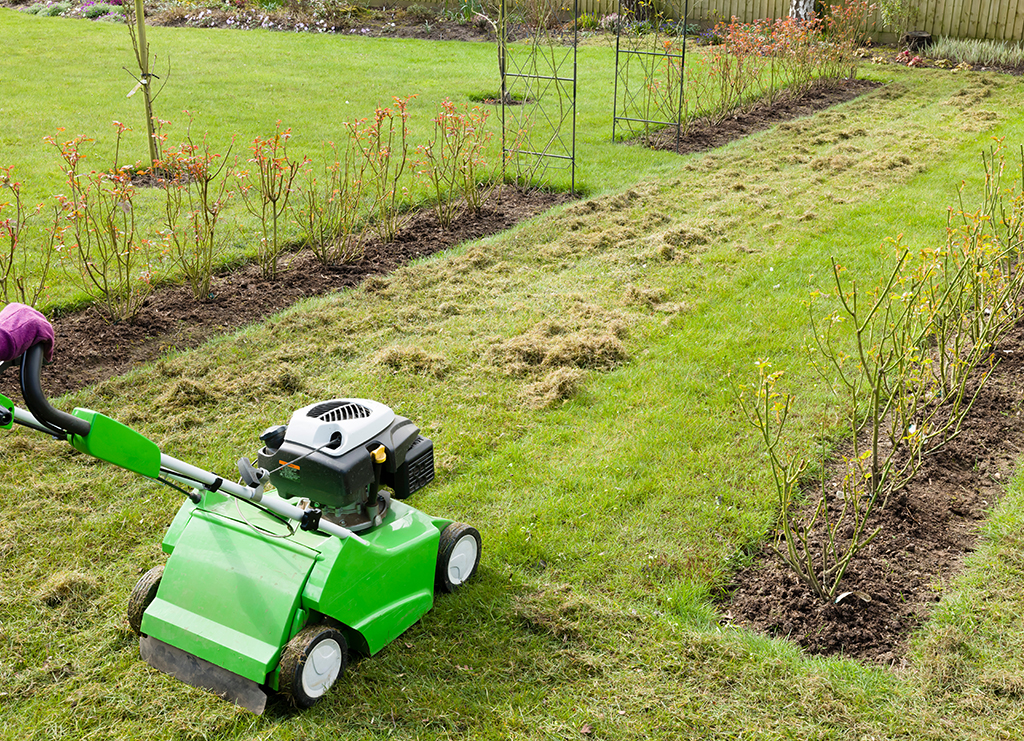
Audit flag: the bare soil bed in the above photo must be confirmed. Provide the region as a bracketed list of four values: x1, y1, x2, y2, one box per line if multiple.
[147, 6, 502, 42]
[727, 326, 1024, 665]
[26, 187, 565, 399]
[641, 78, 881, 154]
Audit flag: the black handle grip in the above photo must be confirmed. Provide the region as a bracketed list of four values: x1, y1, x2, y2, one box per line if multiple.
[20, 345, 91, 438]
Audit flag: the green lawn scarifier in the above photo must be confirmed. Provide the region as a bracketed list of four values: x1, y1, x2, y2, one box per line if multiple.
[0, 305, 482, 714]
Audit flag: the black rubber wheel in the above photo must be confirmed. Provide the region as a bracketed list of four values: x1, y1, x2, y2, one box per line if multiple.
[435, 523, 481, 594]
[278, 626, 348, 709]
[127, 565, 163, 636]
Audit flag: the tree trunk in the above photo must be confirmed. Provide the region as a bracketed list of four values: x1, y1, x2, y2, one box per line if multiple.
[789, 0, 815, 20]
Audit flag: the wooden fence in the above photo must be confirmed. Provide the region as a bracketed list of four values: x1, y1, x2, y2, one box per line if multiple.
[681, 0, 1024, 42]
[510, 0, 1024, 42]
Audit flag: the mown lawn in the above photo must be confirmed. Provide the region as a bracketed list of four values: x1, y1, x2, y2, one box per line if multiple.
[2, 9, 1024, 741]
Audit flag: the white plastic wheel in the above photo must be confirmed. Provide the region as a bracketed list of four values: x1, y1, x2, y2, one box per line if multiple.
[279, 626, 347, 708]
[446, 534, 479, 586]
[301, 637, 344, 699]
[436, 523, 482, 593]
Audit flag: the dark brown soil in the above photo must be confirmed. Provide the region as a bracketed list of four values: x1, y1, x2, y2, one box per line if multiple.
[727, 322, 1024, 665]
[642, 78, 881, 154]
[9, 187, 565, 400]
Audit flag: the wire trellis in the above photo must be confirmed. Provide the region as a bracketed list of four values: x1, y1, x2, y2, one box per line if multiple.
[500, 0, 578, 194]
[612, 0, 690, 151]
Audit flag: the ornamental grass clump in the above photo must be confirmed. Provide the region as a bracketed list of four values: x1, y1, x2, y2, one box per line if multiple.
[925, 37, 1024, 69]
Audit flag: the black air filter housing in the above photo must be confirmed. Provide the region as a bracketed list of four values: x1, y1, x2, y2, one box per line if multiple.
[382, 435, 434, 500]
[259, 441, 375, 509]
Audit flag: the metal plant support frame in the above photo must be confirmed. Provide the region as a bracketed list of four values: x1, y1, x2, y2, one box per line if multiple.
[612, 0, 689, 151]
[499, 0, 578, 194]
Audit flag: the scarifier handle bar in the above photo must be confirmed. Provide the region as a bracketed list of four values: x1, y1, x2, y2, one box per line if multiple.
[20, 344, 91, 438]
[158, 454, 370, 545]
[7, 342, 368, 545]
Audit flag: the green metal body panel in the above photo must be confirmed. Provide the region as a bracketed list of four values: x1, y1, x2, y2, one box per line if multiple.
[143, 490, 452, 685]
[141, 509, 317, 683]
[70, 408, 161, 478]
[161, 497, 196, 555]
[1, 393, 12, 430]
[303, 500, 446, 656]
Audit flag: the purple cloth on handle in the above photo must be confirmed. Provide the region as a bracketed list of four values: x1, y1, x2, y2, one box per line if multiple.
[0, 303, 54, 363]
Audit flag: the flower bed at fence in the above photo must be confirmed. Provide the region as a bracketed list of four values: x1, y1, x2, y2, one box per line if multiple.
[5, 0, 501, 40]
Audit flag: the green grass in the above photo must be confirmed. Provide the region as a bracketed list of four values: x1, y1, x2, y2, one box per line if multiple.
[3, 8, 1024, 740]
